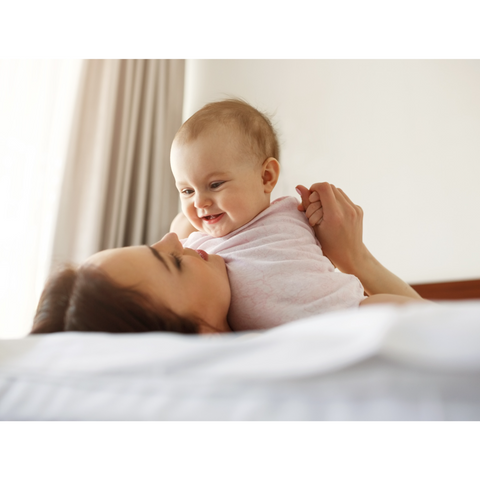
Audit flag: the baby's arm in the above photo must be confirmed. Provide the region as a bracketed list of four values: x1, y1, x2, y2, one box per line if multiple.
[170, 212, 198, 239]
[296, 183, 425, 305]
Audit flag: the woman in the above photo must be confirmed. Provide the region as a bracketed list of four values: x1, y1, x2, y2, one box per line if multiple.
[31, 184, 424, 335]
[31, 232, 232, 334]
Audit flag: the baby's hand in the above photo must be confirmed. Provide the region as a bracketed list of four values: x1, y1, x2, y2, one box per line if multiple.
[296, 182, 366, 274]
[296, 184, 324, 226]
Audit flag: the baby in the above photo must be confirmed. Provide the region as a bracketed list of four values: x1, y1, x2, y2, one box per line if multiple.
[170, 99, 366, 330]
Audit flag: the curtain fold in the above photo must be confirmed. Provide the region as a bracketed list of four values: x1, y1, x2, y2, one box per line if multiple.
[51, 59, 185, 267]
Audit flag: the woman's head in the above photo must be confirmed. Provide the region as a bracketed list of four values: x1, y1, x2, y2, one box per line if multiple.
[31, 233, 232, 335]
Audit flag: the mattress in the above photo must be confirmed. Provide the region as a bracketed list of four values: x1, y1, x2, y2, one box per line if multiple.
[1, 301, 479, 420]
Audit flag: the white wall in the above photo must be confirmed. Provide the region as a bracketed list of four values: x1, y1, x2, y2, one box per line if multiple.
[183, 60, 480, 284]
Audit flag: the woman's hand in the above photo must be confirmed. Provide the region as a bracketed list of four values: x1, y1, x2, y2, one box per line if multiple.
[296, 182, 424, 300]
[296, 182, 367, 275]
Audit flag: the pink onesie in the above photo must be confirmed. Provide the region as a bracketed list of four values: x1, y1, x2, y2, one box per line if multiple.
[182, 196, 366, 331]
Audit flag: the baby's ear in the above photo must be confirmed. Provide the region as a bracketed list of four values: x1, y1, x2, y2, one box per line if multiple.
[262, 157, 280, 193]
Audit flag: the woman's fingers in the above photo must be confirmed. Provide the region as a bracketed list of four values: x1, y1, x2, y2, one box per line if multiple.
[309, 183, 338, 217]
[305, 200, 321, 219]
[300, 182, 361, 228]
[308, 191, 320, 203]
[308, 207, 324, 226]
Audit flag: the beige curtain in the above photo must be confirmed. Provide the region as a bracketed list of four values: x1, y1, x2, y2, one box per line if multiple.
[51, 59, 185, 267]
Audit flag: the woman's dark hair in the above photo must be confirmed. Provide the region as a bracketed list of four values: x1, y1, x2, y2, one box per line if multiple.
[31, 265, 200, 334]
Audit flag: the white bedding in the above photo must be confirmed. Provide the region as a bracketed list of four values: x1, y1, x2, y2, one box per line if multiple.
[1, 301, 480, 420]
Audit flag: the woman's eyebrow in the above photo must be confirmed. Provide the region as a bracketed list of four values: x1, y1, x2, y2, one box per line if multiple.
[146, 246, 171, 272]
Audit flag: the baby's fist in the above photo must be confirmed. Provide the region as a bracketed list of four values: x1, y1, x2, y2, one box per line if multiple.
[296, 185, 323, 226]
[295, 184, 310, 212]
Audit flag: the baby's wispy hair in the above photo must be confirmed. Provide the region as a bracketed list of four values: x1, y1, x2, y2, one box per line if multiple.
[174, 98, 280, 164]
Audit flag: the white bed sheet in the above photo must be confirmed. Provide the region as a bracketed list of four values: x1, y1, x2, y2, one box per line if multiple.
[1, 301, 479, 420]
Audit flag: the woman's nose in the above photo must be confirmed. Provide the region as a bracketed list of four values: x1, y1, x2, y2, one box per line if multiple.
[152, 232, 183, 253]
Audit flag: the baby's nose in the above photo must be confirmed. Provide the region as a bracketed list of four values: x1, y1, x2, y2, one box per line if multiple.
[194, 193, 212, 209]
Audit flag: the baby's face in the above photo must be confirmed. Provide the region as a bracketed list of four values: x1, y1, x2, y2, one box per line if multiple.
[171, 126, 271, 237]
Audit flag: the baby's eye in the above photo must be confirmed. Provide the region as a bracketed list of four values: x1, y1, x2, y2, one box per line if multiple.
[181, 189, 194, 195]
[210, 182, 224, 189]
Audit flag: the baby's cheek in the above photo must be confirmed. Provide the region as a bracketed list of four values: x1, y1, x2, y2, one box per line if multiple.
[191, 217, 203, 231]
[184, 210, 202, 232]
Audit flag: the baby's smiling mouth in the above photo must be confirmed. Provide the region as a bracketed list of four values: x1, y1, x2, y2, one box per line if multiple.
[201, 213, 224, 224]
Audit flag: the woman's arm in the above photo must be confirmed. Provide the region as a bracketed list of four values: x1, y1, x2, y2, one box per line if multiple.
[170, 212, 198, 239]
[296, 183, 424, 303]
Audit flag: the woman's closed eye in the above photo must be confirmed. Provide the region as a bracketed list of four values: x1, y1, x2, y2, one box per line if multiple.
[147, 246, 182, 272]
[171, 253, 183, 269]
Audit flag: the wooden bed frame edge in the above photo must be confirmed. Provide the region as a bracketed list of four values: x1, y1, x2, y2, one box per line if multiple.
[410, 279, 480, 300]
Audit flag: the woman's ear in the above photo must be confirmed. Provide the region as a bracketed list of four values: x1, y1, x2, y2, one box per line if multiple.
[261, 157, 280, 193]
